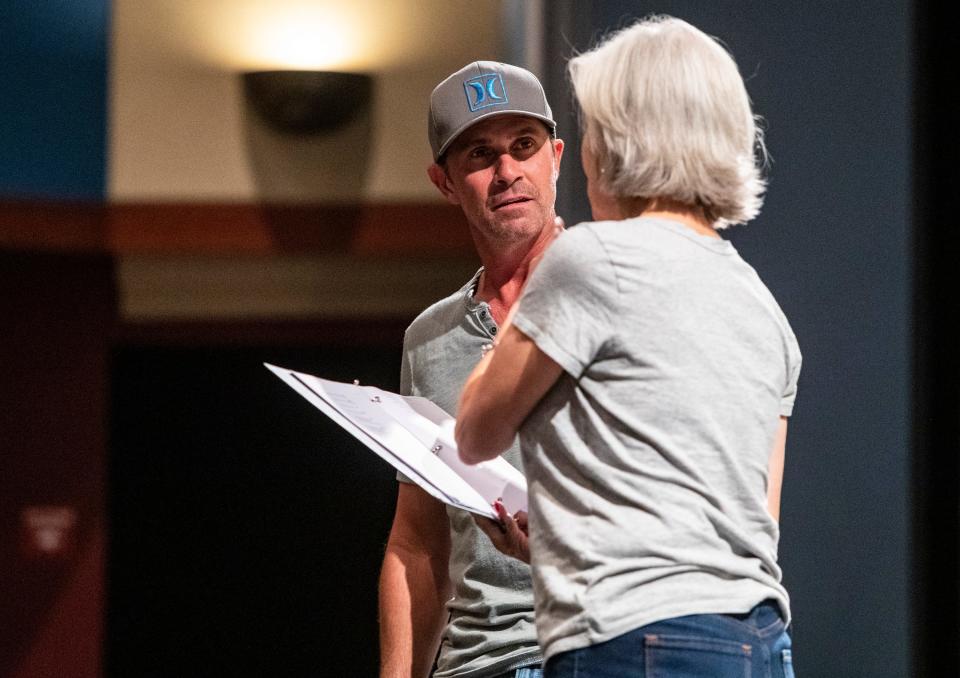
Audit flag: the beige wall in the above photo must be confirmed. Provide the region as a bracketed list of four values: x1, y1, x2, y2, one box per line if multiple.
[109, 0, 505, 202]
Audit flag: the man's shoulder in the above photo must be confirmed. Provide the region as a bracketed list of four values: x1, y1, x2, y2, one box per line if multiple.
[404, 269, 480, 349]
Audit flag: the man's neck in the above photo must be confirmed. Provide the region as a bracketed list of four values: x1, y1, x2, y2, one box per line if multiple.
[473, 221, 555, 325]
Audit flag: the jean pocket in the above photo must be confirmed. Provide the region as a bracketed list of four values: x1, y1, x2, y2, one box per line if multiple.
[645, 633, 751, 678]
[780, 648, 795, 678]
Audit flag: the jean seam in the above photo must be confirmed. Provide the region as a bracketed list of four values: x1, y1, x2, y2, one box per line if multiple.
[644, 633, 753, 655]
[644, 633, 752, 677]
[706, 613, 785, 640]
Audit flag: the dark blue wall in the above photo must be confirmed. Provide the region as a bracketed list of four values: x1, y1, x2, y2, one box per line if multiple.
[547, 3, 912, 676]
[0, 0, 109, 199]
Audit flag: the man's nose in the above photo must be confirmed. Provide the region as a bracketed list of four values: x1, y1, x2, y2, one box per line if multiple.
[493, 152, 522, 185]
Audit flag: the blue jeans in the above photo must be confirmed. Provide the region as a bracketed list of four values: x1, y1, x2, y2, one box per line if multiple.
[492, 667, 543, 678]
[545, 600, 794, 678]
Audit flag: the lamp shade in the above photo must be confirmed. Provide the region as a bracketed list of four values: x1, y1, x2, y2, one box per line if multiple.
[242, 70, 373, 134]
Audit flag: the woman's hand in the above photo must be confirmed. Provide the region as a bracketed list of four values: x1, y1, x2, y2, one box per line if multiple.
[472, 501, 530, 564]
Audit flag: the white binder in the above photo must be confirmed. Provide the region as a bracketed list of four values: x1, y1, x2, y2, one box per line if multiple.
[265, 363, 527, 519]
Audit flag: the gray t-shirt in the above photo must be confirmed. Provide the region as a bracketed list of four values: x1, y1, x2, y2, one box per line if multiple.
[511, 217, 802, 660]
[399, 269, 542, 678]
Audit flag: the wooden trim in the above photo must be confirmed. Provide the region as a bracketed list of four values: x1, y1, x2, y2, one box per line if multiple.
[1, 201, 473, 256]
[0, 201, 106, 251]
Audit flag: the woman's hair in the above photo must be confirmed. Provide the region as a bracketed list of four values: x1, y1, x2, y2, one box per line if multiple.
[568, 16, 767, 227]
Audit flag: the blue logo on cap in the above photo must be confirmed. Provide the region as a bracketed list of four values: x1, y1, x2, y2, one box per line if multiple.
[463, 73, 508, 112]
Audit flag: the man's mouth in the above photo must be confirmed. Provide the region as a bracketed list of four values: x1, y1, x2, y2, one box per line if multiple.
[491, 196, 532, 210]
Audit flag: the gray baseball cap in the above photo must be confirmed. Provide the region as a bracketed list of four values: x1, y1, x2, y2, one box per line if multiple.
[428, 61, 556, 161]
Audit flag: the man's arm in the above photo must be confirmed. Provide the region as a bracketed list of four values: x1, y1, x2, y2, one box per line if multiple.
[379, 482, 452, 678]
[766, 416, 788, 522]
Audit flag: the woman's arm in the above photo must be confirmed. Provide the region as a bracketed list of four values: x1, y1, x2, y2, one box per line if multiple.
[767, 416, 788, 522]
[455, 324, 563, 464]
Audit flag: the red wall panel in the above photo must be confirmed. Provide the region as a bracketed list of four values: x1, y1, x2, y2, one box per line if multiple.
[0, 251, 115, 678]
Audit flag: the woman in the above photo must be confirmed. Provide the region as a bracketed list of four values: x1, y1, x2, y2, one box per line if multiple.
[455, 16, 801, 678]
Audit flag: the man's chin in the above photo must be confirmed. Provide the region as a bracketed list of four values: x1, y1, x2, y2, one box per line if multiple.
[484, 216, 544, 243]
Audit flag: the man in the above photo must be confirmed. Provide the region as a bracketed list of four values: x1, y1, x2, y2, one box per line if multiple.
[378, 62, 564, 678]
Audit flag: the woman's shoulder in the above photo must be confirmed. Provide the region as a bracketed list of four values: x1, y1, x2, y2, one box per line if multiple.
[558, 217, 662, 263]
[554, 220, 611, 252]
[539, 223, 612, 274]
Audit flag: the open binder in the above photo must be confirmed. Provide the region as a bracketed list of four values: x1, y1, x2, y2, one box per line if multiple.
[265, 364, 527, 519]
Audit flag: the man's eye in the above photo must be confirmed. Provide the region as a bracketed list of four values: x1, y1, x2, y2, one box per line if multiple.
[470, 147, 493, 159]
[513, 138, 538, 155]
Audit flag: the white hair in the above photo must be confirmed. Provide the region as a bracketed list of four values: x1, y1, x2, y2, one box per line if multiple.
[568, 16, 767, 227]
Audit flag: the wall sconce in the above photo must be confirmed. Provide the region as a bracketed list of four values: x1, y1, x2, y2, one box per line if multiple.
[242, 70, 373, 134]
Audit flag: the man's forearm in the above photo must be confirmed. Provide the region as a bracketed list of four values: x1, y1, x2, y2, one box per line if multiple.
[379, 544, 450, 678]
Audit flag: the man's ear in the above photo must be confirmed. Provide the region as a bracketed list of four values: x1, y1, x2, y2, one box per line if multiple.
[427, 163, 461, 206]
[552, 138, 565, 171]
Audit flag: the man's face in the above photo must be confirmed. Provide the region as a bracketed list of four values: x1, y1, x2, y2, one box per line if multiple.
[431, 115, 563, 244]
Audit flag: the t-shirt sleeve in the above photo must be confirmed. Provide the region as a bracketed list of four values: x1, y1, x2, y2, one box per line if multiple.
[512, 226, 618, 379]
[397, 333, 415, 484]
[779, 335, 802, 417]
[399, 340, 413, 398]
